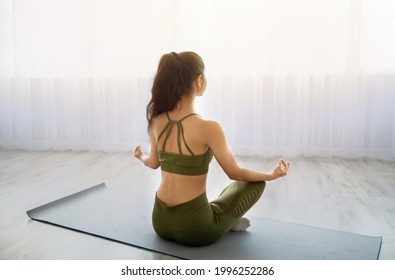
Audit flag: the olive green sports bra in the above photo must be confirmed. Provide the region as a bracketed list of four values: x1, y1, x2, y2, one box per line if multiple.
[157, 112, 213, 176]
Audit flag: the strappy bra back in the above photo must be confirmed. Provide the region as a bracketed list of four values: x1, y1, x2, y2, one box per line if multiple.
[157, 112, 213, 176]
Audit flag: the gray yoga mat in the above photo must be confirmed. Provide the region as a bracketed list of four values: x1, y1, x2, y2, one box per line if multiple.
[26, 183, 382, 260]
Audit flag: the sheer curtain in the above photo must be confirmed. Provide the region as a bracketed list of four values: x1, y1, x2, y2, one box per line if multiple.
[1, 0, 394, 160]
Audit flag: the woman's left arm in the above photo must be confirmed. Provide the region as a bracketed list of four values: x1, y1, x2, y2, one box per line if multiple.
[134, 128, 160, 169]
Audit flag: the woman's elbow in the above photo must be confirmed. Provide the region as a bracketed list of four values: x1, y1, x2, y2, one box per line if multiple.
[228, 174, 239, 181]
[150, 161, 161, 170]
[144, 158, 160, 169]
[226, 169, 245, 181]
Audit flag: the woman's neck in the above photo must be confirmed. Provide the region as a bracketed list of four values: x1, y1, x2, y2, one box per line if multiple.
[173, 95, 196, 115]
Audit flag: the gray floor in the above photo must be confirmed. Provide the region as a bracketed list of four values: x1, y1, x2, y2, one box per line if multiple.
[0, 150, 394, 259]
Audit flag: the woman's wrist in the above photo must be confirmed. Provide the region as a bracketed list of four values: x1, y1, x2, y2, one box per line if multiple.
[264, 173, 276, 181]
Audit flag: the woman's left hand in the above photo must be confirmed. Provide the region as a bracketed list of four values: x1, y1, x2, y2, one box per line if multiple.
[134, 145, 144, 160]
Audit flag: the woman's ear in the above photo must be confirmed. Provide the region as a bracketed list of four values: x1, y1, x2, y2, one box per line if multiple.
[195, 75, 206, 96]
[195, 75, 202, 88]
[199, 75, 204, 87]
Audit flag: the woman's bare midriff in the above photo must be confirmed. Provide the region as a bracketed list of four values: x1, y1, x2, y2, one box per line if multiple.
[156, 171, 207, 207]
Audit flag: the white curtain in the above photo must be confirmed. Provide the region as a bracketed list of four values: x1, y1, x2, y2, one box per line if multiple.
[1, 0, 394, 160]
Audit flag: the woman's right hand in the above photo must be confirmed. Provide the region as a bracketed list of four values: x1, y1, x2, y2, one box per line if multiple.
[270, 159, 290, 180]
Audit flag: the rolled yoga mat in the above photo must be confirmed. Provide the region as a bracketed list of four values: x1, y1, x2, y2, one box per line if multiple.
[26, 183, 382, 260]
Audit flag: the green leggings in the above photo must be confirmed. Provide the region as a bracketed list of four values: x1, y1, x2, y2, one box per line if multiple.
[152, 181, 266, 246]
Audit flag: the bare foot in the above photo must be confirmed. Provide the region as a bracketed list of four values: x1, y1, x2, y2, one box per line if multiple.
[230, 217, 251, 231]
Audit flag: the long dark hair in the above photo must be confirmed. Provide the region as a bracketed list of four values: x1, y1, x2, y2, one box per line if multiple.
[146, 51, 205, 130]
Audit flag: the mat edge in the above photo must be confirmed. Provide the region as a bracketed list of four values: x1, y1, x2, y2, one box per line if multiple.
[26, 182, 107, 217]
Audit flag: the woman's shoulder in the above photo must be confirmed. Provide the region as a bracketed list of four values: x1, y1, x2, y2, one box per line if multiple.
[197, 116, 223, 133]
[149, 113, 168, 132]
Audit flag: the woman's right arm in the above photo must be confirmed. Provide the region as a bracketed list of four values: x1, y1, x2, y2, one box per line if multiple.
[206, 121, 289, 182]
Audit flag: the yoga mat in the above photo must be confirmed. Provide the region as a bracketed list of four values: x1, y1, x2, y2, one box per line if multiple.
[27, 183, 382, 260]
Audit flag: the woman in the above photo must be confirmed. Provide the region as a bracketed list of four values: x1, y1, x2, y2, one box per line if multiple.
[135, 51, 289, 246]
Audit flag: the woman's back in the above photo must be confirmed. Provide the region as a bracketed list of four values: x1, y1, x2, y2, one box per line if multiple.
[154, 111, 210, 157]
[153, 110, 213, 206]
